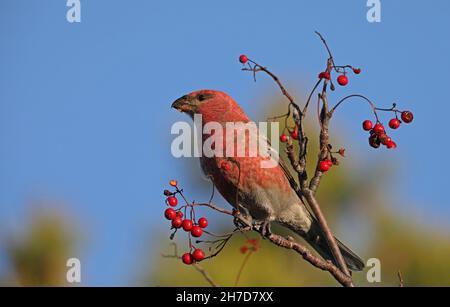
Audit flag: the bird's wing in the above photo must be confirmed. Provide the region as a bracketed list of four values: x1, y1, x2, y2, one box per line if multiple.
[265, 136, 317, 220]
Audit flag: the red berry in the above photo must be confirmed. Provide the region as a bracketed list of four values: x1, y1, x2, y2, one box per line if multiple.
[192, 249, 205, 261]
[389, 118, 401, 129]
[353, 68, 361, 74]
[362, 120, 373, 131]
[373, 123, 385, 135]
[379, 134, 392, 146]
[164, 208, 176, 220]
[182, 219, 193, 231]
[401, 111, 413, 123]
[290, 127, 299, 140]
[240, 246, 248, 254]
[325, 159, 333, 167]
[167, 196, 178, 207]
[191, 226, 203, 238]
[171, 217, 183, 228]
[318, 72, 331, 80]
[239, 54, 248, 64]
[280, 134, 288, 143]
[198, 217, 208, 228]
[337, 74, 348, 86]
[182, 253, 193, 265]
[318, 160, 331, 172]
[176, 211, 183, 218]
[386, 141, 397, 149]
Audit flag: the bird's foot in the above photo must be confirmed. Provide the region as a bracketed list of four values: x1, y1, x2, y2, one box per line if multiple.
[259, 220, 272, 238]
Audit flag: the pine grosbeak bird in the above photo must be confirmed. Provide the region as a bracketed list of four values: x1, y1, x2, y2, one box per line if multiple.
[172, 89, 364, 271]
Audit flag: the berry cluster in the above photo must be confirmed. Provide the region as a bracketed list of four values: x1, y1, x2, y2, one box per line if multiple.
[164, 180, 209, 265]
[279, 125, 299, 144]
[362, 110, 413, 149]
[240, 238, 260, 254]
[317, 147, 345, 173]
[318, 66, 360, 87]
[239, 53, 414, 168]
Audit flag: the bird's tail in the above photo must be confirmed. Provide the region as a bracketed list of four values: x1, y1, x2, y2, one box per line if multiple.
[304, 222, 365, 271]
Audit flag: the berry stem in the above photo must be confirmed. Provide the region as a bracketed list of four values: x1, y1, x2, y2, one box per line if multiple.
[303, 79, 322, 114]
[374, 103, 405, 115]
[234, 250, 253, 287]
[331, 94, 379, 122]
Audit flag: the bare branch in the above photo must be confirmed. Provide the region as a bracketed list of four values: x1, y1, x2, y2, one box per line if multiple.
[302, 189, 351, 280]
[234, 250, 253, 287]
[266, 233, 353, 287]
[398, 270, 404, 287]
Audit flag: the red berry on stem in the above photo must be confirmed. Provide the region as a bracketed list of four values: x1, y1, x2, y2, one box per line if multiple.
[198, 217, 208, 228]
[379, 134, 392, 146]
[164, 208, 177, 220]
[353, 68, 361, 74]
[280, 134, 288, 143]
[373, 123, 385, 135]
[389, 118, 401, 129]
[401, 111, 414, 123]
[240, 246, 248, 254]
[386, 141, 397, 149]
[318, 160, 331, 172]
[192, 249, 205, 261]
[318, 72, 331, 80]
[191, 226, 203, 237]
[182, 219, 193, 231]
[176, 211, 183, 218]
[239, 54, 248, 64]
[337, 74, 348, 86]
[362, 120, 373, 131]
[167, 196, 178, 207]
[171, 217, 183, 228]
[290, 127, 299, 140]
[182, 253, 193, 265]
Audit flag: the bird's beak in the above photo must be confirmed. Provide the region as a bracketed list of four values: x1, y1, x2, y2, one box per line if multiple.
[171, 95, 192, 113]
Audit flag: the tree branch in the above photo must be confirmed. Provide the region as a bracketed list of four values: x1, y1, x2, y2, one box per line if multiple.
[266, 232, 353, 287]
[302, 189, 352, 280]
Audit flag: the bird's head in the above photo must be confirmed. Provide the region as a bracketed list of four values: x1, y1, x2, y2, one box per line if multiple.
[171, 89, 249, 123]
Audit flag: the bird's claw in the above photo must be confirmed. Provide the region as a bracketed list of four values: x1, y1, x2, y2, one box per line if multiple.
[259, 220, 272, 238]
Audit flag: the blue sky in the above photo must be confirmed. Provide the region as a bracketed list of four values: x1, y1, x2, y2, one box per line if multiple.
[1, 0, 449, 285]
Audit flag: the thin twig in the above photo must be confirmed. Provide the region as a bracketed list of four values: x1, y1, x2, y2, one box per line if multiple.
[192, 263, 218, 287]
[234, 250, 253, 287]
[161, 243, 218, 287]
[398, 270, 404, 287]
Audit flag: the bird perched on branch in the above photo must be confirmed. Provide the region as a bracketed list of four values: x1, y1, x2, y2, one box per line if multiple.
[171, 89, 364, 271]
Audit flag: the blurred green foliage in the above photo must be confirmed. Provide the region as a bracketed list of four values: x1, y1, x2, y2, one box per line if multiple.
[1, 212, 76, 286]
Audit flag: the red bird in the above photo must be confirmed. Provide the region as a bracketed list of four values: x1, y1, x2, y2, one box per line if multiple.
[172, 89, 364, 271]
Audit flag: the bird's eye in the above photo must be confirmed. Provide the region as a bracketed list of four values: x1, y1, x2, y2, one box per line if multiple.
[198, 94, 206, 101]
